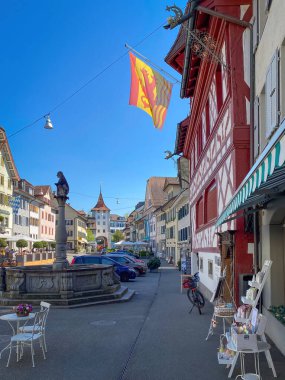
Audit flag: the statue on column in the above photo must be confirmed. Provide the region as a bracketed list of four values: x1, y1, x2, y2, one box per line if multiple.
[55, 171, 69, 197]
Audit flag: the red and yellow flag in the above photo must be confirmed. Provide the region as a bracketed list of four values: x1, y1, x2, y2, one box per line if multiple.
[129, 52, 173, 129]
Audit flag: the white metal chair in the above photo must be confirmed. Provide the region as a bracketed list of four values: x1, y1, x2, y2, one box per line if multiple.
[18, 301, 51, 352]
[7, 310, 46, 367]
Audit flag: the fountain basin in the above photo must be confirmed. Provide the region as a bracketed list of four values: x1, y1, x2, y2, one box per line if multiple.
[0, 264, 123, 307]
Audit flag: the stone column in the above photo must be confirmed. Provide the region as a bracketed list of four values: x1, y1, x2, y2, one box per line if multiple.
[53, 195, 69, 270]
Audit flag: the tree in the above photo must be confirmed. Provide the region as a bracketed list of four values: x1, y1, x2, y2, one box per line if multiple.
[33, 241, 43, 249]
[41, 241, 48, 248]
[87, 228, 95, 242]
[16, 239, 28, 254]
[112, 230, 124, 243]
[50, 242, 56, 250]
[0, 238, 7, 248]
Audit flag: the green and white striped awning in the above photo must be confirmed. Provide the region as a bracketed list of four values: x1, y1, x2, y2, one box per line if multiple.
[216, 121, 285, 226]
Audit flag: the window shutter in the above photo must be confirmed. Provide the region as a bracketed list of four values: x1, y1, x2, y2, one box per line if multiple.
[265, 62, 272, 137]
[270, 51, 279, 131]
[265, 51, 279, 138]
[254, 97, 260, 160]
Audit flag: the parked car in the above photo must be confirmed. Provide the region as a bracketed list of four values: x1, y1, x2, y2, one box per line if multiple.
[106, 254, 147, 276]
[70, 255, 136, 282]
[112, 250, 146, 264]
[113, 250, 140, 259]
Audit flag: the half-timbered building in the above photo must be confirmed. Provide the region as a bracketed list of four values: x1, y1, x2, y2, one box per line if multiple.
[165, 0, 254, 302]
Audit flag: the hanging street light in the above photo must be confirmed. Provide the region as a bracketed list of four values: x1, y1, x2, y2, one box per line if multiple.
[44, 114, 53, 130]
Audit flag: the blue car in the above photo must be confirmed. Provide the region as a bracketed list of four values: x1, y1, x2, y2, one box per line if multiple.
[71, 255, 136, 282]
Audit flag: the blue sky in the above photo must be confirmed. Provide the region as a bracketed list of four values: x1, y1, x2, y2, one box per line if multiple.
[0, 0, 189, 215]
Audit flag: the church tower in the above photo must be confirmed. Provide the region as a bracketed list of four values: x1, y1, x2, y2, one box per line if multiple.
[91, 189, 110, 249]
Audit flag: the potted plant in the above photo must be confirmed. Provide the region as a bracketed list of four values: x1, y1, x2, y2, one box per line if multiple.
[16, 239, 28, 254]
[147, 257, 161, 272]
[15, 303, 33, 317]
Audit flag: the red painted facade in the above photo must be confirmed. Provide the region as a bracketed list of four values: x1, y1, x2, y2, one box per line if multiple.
[166, 0, 253, 303]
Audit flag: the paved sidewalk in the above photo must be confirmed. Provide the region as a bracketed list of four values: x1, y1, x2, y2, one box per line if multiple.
[0, 265, 283, 380]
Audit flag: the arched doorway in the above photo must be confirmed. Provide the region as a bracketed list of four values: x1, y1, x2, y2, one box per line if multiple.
[96, 236, 108, 252]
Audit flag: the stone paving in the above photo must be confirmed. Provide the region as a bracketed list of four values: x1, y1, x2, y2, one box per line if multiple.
[0, 262, 284, 380]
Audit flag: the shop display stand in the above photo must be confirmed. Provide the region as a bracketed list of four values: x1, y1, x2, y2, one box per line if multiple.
[206, 268, 236, 341]
[227, 260, 276, 378]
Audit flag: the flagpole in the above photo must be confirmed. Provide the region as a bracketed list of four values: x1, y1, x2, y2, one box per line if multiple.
[125, 43, 181, 84]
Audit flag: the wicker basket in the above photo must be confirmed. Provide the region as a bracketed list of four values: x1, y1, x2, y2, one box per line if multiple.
[215, 305, 235, 316]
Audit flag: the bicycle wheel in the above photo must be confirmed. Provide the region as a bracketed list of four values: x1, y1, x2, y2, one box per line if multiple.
[187, 289, 196, 304]
[195, 290, 205, 308]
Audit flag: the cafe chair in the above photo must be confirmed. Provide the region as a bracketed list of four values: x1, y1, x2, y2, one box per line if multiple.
[18, 301, 51, 352]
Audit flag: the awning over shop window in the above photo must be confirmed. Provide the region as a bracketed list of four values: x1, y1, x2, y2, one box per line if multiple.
[216, 120, 285, 226]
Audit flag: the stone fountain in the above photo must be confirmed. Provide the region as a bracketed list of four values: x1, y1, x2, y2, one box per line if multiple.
[0, 172, 134, 307]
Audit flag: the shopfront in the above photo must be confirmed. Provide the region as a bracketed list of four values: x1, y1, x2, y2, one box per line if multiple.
[216, 120, 285, 355]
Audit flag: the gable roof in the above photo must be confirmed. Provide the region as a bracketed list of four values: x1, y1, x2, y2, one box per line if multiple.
[144, 177, 169, 211]
[91, 191, 110, 211]
[0, 127, 20, 180]
[163, 177, 180, 191]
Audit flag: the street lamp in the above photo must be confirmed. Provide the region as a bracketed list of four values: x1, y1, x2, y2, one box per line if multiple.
[44, 115, 53, 130]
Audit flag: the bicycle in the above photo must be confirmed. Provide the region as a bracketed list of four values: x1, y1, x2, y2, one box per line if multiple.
[185, 272, 205, 315]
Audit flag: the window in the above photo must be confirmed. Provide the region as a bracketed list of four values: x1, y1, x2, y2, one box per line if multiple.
[205, 181, 217, 222]
[97, 229, 100, 233]
[97, 221, 100, 225]
[199, 257, 203, 272]
[208, 260, 213, 278]
[196, 196, 204, 228]
[7, 179, 11, 189]
[103, 229, 105, 233]
[0, 157, 4, 166]
[265, 51, 279, 138]
[0, 176, 4, 186]
[209, 82, 218, 132]
[215, 65, 223, 112]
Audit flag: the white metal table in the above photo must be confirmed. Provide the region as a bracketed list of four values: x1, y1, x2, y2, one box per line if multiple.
[0, 312, 35, 360]
[227, 340, 276, 379]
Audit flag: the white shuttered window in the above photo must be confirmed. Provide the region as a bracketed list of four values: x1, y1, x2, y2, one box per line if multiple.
[254, 97, 260, 160]
[265, 51, 279, 138]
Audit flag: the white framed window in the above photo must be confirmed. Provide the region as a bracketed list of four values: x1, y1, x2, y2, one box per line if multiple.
[265, 51, 279, 139]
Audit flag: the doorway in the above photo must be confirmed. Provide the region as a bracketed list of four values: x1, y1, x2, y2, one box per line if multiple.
[219, 231, 235, 303]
